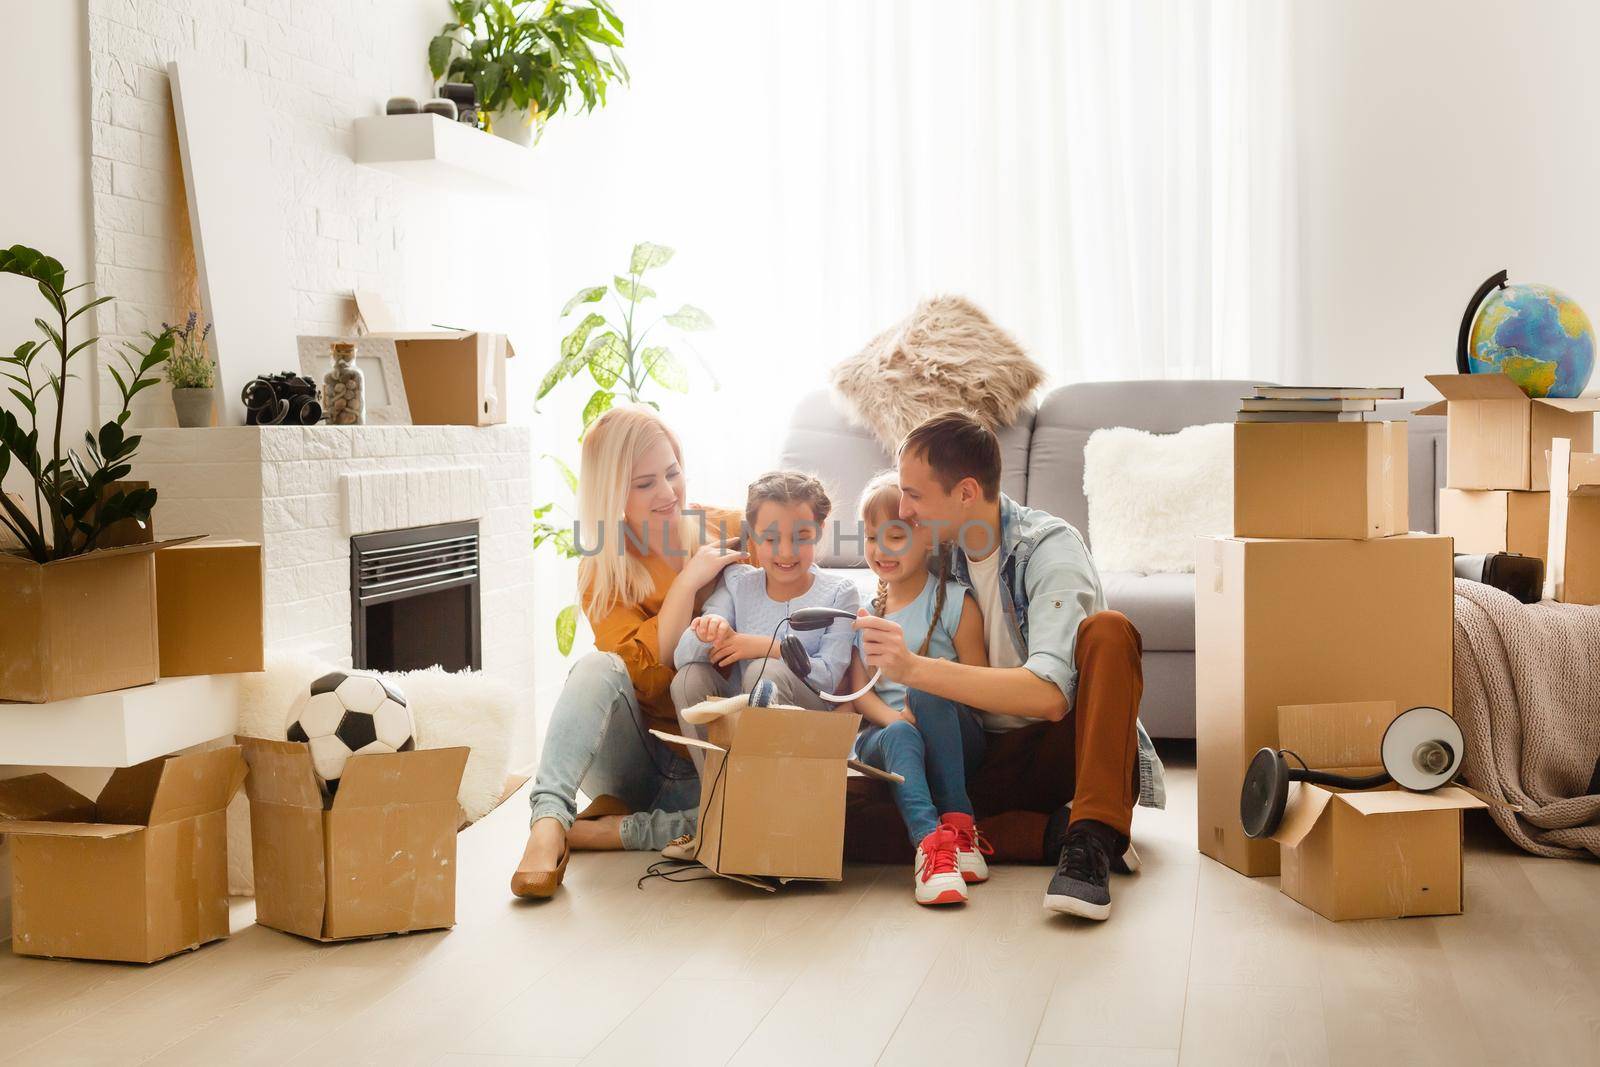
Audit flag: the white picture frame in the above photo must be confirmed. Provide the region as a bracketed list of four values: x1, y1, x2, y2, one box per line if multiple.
[297, 336, 413, 425]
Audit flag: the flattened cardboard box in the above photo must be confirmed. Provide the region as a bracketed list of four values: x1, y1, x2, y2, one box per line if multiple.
[1271, 701, 1485, 921]
[156, 539, 265, 676]
[0, 535, 200, 703]
[1417, 372, 1600, 491]
[1234, 421, 1408, 539]
[0, 747, 246, 963]
[1194, 534, 1453, 877]
[1543, 442, 1600, 605]
[1437, 488, 1549, 561]
[654, 698, 898, 885]
[239, 737, 468, 941]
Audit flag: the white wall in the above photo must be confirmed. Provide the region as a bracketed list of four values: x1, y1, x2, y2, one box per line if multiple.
[1292, 0, 1600, 397]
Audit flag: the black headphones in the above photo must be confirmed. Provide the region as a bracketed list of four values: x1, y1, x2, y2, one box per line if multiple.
[751, 606, 881, 704]
[1240, 705, 1466, 839]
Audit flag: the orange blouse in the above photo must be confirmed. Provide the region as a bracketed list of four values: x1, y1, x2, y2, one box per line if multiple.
[584, 506, 742, 732]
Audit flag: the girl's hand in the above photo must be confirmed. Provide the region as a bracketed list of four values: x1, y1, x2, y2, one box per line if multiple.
[711, 631, 775, 668]
[691, 614, 732, 644]
[854, 610, 916, 682]
[898, 708, 918, 727]
[683, 538, 746, 588]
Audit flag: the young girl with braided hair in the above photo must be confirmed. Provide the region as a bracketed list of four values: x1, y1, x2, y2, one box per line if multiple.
[843, 471, 990, 906]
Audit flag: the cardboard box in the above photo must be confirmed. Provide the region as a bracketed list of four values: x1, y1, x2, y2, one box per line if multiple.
[1271, 701, 1486, 920]
[1416, 373, 1600, 491]
[156, 540, 265, 676]
[239, 737, 468, 941]
[1543, 441, 1600, 604]
[1195, 534, 1454, 876]
[1437, 488, 1549, 560]
[0, 747, 246, 962]
[0, 537, 198, 703]
[654, 698, 899, 885]
[356, 291, 513, 426]
[1234, 421, 1408, 539]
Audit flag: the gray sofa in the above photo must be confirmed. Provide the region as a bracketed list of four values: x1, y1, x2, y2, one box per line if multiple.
[778, 380, 1445, 738]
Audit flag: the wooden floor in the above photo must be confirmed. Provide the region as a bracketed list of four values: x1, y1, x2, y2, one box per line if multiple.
[3, 747, 1599, 1067]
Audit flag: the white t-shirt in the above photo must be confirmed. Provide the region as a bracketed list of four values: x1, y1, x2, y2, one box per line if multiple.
[966, 547, 1033, 732]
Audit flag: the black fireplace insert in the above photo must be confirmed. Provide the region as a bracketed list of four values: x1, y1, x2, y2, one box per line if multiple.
[350, 520, 482, 673]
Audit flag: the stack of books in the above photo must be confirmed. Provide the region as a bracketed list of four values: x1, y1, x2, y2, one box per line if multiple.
[1236, 385, 1405, 423]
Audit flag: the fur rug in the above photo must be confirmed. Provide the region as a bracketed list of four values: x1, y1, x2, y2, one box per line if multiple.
[830, 295, 1045, 451]
[1082, 423, 1233, 573]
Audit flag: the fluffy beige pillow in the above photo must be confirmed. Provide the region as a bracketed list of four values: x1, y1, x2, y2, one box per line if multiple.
[830, 295, 1045, 451]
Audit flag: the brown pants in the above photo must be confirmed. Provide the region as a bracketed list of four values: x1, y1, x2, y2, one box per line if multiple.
[845, 610, 1144, 864]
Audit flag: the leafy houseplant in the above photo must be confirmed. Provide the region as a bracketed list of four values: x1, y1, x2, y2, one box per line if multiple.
[534, 241, 715, 653]
[0, 245, 172, 563]
[428, 0, 628, 146]
[164, 311, 216, 428]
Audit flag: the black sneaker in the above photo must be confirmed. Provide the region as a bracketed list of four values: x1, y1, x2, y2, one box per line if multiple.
[1043, 825, 1112, 920]
[1043, 805, 1141, 875]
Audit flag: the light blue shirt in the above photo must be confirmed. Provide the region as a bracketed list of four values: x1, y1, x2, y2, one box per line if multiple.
[672, 564, 859, 692]
[859, 573, 968, 712]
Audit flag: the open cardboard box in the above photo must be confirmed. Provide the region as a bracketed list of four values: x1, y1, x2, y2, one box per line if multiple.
[1234, 421, 1408, 539]
[239, 736, 468, 941]
[156, 539, 265, 677]
[1437, 488, 1549, 561]
[1542, 440, 1600, 604]
[1270, 701, 1485, 921]
[1417, 373, 1600, 491]
[355, 291, 513, 426]
[652, 695, 900, 888]
[0, 747, 246, 962]
[0, 535, 201, 703]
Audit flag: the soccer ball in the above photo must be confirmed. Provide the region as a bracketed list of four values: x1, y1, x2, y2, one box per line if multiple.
[286, 670, 415, 796]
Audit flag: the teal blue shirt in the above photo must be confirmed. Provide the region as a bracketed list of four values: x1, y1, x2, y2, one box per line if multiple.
[861, 573, 969, 711]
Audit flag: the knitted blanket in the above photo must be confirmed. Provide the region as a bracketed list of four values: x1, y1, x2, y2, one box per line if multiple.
[1452, 578, 1600, 858]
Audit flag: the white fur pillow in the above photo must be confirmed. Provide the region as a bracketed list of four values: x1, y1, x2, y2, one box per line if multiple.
[1083, 423, 1233, 574]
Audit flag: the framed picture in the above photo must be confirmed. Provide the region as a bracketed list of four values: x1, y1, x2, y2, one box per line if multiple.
[297, 336, 412, 425]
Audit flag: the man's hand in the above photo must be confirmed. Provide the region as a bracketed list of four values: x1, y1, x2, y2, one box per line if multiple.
[690, 613, 732, 645]
[711, 631, 777, 668]
[854, 610, 918, 683]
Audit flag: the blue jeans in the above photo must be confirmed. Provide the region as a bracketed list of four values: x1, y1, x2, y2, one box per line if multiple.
[527, 652, 701, 851]
[853, 690, 986, 846]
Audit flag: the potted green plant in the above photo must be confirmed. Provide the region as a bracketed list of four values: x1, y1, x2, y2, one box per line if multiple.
[0, 244, 176, 702]
[533, 241, 715, 653]
[428, 0, 628, 146]
[165, 311, 216, 428]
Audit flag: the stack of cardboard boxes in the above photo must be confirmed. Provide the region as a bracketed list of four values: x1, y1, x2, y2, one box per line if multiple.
[1197, 398, 1467, 920]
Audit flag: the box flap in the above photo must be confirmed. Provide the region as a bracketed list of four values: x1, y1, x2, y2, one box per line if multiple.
[681, 693, 752, 725]
[0, 774, 96, 822]
[648, 728, 727, 754]
[354, 289, 400, 333]
[1270, 784, 1335, 847]
[727, 705, 859, 760]
[38, 534, 203, 568]
[1425, 372, 1529, 402]
[0, 819, 146, 839]
[146, 746, 248, 825]
[95, 755, 169, 825]
[846, 759, 905, 784]
[331, 747, 469, 809]
[1568, 452, 1600, 493]
[1535, 397, 1600, 413]
[1337, 785, 1488, 817]
[238, 736, 326, 809]
[1277, 700, 1398, 772]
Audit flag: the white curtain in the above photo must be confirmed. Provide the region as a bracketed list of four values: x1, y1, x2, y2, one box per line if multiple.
[527, 0, 1300, 507]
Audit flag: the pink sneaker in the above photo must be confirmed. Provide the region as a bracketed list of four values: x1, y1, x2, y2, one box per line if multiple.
[913, 826, 968, 906]
[940, 812, 991, 884]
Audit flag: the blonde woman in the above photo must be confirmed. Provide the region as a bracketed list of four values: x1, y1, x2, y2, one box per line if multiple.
[512, 406, 743, 898]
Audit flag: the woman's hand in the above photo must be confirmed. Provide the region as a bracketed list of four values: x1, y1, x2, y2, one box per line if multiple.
[690, 613, 732, 644]
[710, 631, 777, 668]
[682, 538, 746, 589]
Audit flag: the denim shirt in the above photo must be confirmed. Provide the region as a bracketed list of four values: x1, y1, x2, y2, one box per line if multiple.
[948, 494, 1167, 809]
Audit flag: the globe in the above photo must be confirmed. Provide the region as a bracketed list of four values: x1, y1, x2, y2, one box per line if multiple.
[1465, 280, 1595, 398]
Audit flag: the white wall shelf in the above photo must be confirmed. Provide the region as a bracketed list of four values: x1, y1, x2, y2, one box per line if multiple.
[353, 113, 536, 196]
[0, 675, 240, 768]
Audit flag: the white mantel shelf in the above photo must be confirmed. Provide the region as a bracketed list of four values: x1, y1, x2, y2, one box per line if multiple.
[0, 675, 240, 768]
[353, 113, 536, 195]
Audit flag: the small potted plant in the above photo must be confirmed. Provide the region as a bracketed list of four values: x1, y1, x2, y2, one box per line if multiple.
[165, 311, 216, 428]
[428, 0, 628, 146]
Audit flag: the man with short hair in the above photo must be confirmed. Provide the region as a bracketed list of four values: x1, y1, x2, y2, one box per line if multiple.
[854, 411, 1163, 920]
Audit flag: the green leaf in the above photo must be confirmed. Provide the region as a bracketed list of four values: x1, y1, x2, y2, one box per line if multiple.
[663, 304, 714, 331]
[538, 312, 605, 402]
[642, 346, 688, 392]
[560, 284, 607, 316]
[584, 331, 626, 388]
[429, 35, 456, 77]
[555, 603, 579, 656]
[581, 388, 615, 430]
[629, 242, 674, 274]
[613, 274, 654, 303]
